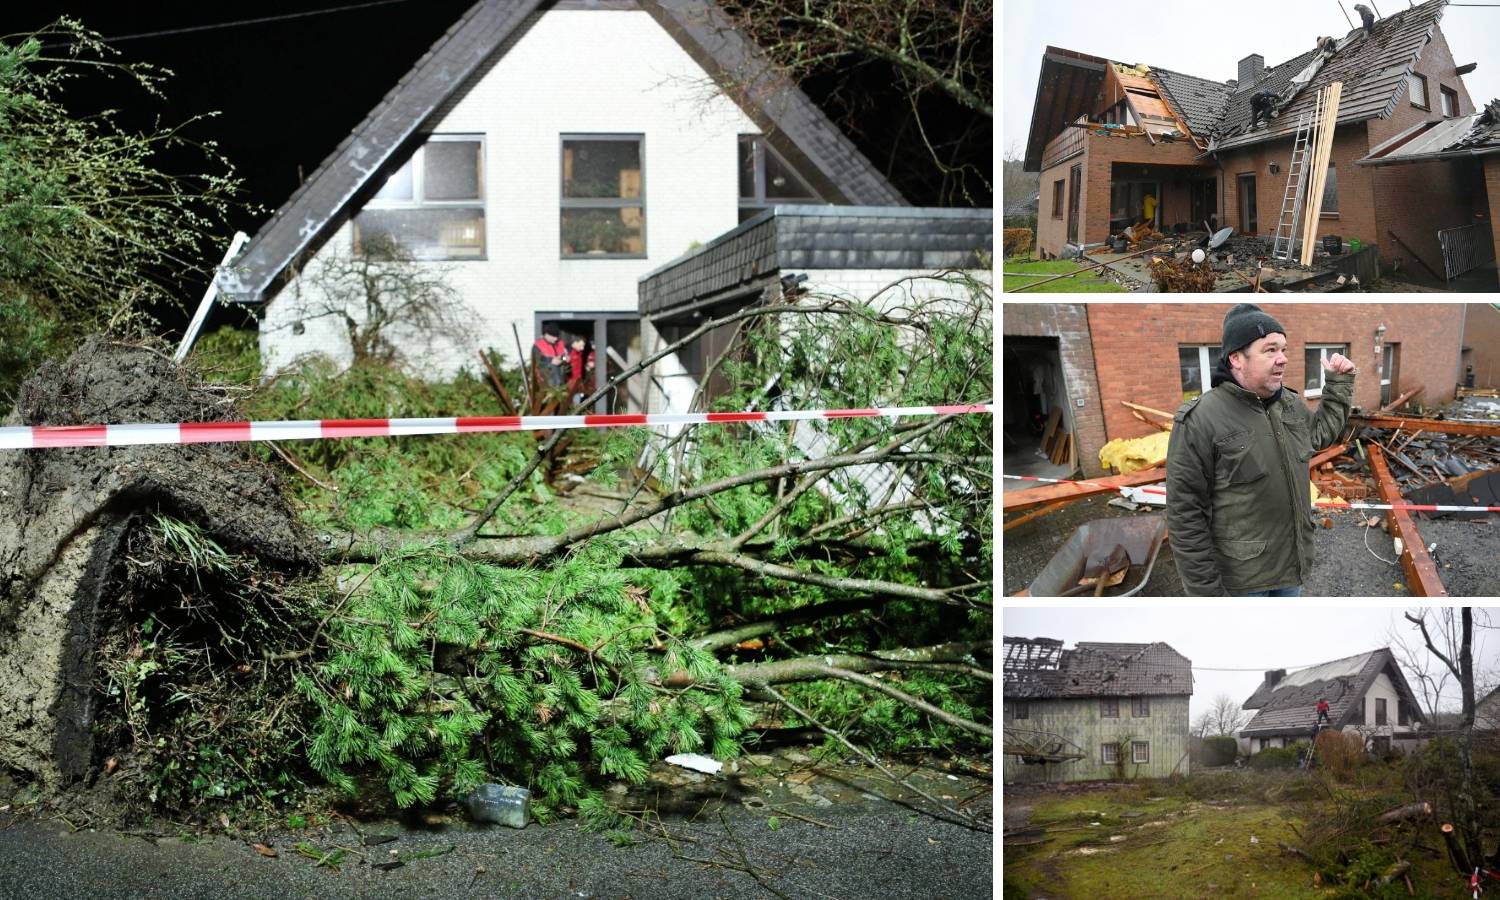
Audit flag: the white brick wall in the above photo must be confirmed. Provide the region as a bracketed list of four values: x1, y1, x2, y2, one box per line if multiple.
[260, 9, 758, 376]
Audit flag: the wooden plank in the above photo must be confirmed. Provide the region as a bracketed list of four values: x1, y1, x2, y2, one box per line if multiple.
[1301, 83, 1343, 267]
[1002, 468, 1169, 513]
[1367, 444, 1448, 598]
[1120, 400, 1176, 422]
[1040, 409, 1062, 454]
[1377, 385, 1423, 414]
[1353, 415, 1500, 438]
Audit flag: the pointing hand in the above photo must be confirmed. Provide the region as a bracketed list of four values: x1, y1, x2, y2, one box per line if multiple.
[1321, 353, 1355, 375]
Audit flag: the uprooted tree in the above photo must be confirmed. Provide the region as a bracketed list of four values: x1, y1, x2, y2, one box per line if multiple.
[0, 275, 992, 829]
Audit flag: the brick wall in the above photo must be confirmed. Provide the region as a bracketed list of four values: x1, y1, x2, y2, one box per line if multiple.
[1488, 156, 1500, 273]
[1367, 26, 1476, 148]
[1084, 304, 1465, 447]
[1217, 127, 1377, 250]
[1003, 304, 1110, 476]
[1373, 157, 1488, 279]
[1464, 303, 1500, 389]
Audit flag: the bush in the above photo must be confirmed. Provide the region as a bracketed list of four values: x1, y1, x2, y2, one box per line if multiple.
[1201, 735, 1238, 767]
[1002, 228, 1033, 259]
[1314, 730, 1365, 780]
[1249, 745, 1302, 770]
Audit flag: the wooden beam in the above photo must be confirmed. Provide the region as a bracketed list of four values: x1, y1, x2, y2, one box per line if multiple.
[1309, 442, 1348, 469]
[1353, 415, 1500, 438]
[1367, 444, 1448, 598]
[1301, 82, 1343, 266]
[1377, 384, 1423, 414]
[1002, 468, 1168, 513]
[1119, 400, 1176, 422]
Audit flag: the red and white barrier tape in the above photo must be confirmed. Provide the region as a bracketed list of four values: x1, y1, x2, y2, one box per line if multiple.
[0, 404, 994, 451]
[1002, 473, 1500, 514]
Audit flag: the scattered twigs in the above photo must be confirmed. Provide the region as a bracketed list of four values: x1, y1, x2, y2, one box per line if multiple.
[757, 683, 989, 833]
[266, 442, 336, 492]
[768, 805, 839, 829]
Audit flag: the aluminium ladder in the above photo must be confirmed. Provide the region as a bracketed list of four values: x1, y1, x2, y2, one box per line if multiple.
[1271, 111, 1315, 261]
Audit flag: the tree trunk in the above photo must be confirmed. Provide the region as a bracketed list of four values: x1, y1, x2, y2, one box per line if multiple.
[1374, 801, 1432, 825]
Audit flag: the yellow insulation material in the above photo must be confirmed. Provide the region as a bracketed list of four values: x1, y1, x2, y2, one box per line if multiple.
[1098, 431, 1171, 475]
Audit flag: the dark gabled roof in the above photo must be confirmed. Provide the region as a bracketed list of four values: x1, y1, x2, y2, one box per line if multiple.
[1212, 0, 1449, 151]
[1023, 46, 1108, 172]
[1151, 66, 1235, 139]
[1002, 638, 1193, 700]
[1239, 648, 1426, 736]
[218, 0, 906, 303]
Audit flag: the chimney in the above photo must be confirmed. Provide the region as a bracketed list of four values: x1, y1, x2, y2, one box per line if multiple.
[1236, 54, 1265, 93]
[1265, 669, 1286, 687]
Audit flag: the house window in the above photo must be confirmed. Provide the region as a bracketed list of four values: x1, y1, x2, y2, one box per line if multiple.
[1442, 86, 1458, 117]
[1304, 343, 1350, 397]
[1053, 179, 1065, 220]
[1132, 741, 1150, 764]
[1376, 698, 1388, 725]
[1380, 343, 1397, 406]
[1132, 696, 1151, 718]
[738, 135, 822, 223]
[1179, 345, 1223, 402]
[1012, 701, 1030, 721]
[1409, 73, 1429, 110]
[1360, 698, 1368, 726]
[1398, 700, 1411, 726]
[355, 135, 485, 259]
[1101, 698, 1119, 718]
[1320, 163, 1338, 215]
[1102, 742, 1119, 764]
[561, 135, 645, 258]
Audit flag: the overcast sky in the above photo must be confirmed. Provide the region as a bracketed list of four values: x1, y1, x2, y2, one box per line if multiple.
[1001, 606, 1498, 720]
[1001, 0, 1500, 163]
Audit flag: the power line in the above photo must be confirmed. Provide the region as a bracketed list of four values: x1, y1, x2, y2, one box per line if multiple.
[40, 0, 417, 47]
[1193, 664, 1322, 672]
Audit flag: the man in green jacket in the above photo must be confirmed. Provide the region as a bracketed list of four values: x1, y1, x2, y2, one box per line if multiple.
[1166, 304, 1355, 596]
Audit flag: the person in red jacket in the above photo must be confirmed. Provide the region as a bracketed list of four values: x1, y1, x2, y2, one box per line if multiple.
[566, 335, 595, 403]
[1316, 697, 1331, 726]
[532, 327, 567, 387]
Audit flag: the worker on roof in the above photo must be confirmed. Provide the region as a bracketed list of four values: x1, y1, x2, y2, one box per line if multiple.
[1165, 304, 1356, 596]
[1316, 697, 1331, 725]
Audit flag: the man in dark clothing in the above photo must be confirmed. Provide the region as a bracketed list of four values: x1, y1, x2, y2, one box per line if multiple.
[1316, 697, 1331, 726]
[1166, 304, 1356, 595]
[532, 327, 567, 387]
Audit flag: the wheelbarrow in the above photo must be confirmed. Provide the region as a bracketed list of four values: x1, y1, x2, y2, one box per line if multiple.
[1021, 514, 1168, 597]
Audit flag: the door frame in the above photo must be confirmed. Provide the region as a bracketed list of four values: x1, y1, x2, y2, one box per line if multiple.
[1066, 163, 1082, 245]
[1237, 173, 1258, 234]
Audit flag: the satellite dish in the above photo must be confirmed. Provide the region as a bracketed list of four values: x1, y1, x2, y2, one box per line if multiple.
[1208, 227, 1235, 250]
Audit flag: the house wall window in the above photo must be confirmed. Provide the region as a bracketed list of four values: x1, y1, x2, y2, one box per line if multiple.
[355, 135, 485, 259]
[561, 135, 645, 258]
[1375, 698, 1388, 725]
[1132, 741, 1150, 764]
[1052, 179, 1065, 219]
[1179, 345, 1222, 401]
[1398, 699, 1411, 726]
[1320, 163, 1338, 215]
[1304, 343, 1350, 397]
[1132, 696, 1151, 718]
[1101, 742, 1119, 764]
[1360, 697, 1368, 726]
[1381, 343, 1398, 406]
[738, 135, 822, 223]
[1012, 701, 1030, 721]
[1101, 698, 1119, 718]
[1442, 86, 1458, 117]
[1409, 73, 1429, 109]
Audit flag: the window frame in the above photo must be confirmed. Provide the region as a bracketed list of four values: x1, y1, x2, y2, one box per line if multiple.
[1100, 698, 1119, 719]
[1101, 742, 1119, 764]
[560, 133, 646, 260]
[1303, 343, 1350, 398]
[1320, 162, 1338, 217]
[1441, 85, 1458, 117]
[1132, 696, 1151, 718]
[1179, 345, 1221, 402]
[1381, 343, 1396, 406]
[738, 134, 823, 221]
[1375, 697, 1388, 726]
[1409, 72, 1429, 110]
[1053, 179, 1065, 220]
[355, 134, 486, 260]
[1131, 741, 1150, 764]
[1011, 701, 1029, 721]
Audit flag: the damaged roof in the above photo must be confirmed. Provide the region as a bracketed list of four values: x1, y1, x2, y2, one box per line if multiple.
[1358, 97, 1500, 165]
[1211, 0, 1449, 151]
[1240, 648, 1425, 737]
[1151, 66, 1236, 140]
[1002, 637, 1193, 700]
[217, 0, 906, 304]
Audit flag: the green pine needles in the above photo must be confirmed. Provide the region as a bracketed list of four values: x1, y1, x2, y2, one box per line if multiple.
[297, 542, 754, 819]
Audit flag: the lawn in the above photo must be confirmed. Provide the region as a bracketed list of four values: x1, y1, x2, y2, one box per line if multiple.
[1002, 257, 1129, 294]
[1003, 768, 1468, 899]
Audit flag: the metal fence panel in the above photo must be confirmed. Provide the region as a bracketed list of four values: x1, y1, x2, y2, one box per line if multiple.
[1439, 223, 1496, 282]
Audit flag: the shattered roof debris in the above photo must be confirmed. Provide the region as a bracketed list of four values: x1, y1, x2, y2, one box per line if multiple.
[1240, 648, 1426, 736]
[1002, 636, 1193, 699]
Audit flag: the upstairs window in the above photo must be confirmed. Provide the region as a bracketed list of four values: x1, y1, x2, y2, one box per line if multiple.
[1442, 86, 1458, 117]
[561, 135, 645, 258]
[738, 135, 823, 223]
[1409, 72, 1429, 110]
[355, 136, 485, 259]
[1101, 698, 1119, 718]
[1375, 698, 1388, 725]
[1132, 696, 1151, 718]
[1052, 179, 1065, 219]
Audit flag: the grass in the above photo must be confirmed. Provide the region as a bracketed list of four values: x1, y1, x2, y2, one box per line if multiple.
[1002, 257, 1127, 294]
[1003, 769, 1462, 899]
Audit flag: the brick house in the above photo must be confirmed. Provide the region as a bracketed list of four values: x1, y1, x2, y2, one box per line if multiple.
[1002, 303, 1465, 478]
[1239, 648, 1426, 755]
[1461, 303, 1500, 389]
[1023, 0, 1498, 279]
[213, 0, 909, 401]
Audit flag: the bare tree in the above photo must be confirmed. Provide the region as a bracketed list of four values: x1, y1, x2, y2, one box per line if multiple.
[1389, 615, 1452, 720]
[1204, 693, 1251, 737]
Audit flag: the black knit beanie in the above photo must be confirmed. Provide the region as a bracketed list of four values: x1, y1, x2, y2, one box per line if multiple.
[1220, 303, 1286, 357]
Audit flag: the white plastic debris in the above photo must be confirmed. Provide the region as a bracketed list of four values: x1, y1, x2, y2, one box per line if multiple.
[664, 753, 723, 775]
[1249, 835, 1259, 844]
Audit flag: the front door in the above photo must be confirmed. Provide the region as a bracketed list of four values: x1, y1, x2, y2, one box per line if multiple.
[1067, 164, 1082, 245]
[1190, 178, 1218, 230]
[1237, 174, 1257, 234]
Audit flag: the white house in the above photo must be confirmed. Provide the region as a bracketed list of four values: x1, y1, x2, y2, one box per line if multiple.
[1238, 648, 1426, 755]
[216, 0, 913, 406]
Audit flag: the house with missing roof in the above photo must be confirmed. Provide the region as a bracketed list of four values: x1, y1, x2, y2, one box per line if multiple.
[1002, 636, 1193, 784]
[1024, 0, 1500, 282]
[1478, 685, 1500, 732]
[1239, 648, 1426, 755]
[210, 0, 991, 412]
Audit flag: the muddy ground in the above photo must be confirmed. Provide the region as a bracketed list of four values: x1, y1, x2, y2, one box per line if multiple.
[1003, 494, 1499, 597]
[0, 750, 993, 899]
